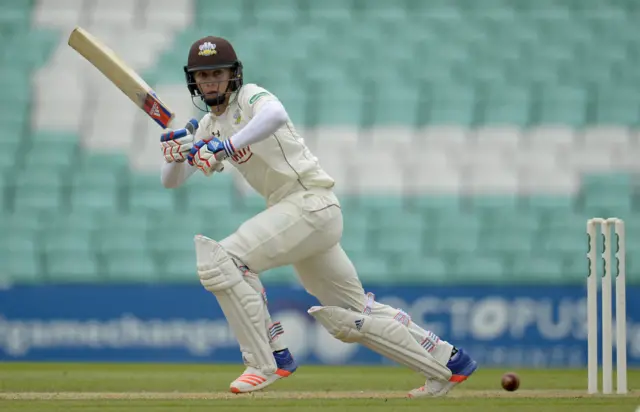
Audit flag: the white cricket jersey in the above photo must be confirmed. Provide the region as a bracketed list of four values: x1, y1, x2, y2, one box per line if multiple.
[195, 83, 335, 205]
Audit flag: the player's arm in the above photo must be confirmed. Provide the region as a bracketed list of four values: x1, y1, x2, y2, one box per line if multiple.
[224, 95, 288, 153]
[191, 87, 288, 164]
[161, 161, 197, 188]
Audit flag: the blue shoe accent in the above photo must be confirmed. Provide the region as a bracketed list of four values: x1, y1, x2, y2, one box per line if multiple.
[274, 349, 298, 375]
[446, 348, 477, 382]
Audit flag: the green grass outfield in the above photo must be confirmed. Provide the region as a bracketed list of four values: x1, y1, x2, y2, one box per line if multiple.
[0, 363, 638, 411]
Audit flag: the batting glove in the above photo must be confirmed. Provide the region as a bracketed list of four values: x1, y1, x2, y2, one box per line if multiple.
[159, 118, 198, 163]
[187, 137, 226, 175]
[206, 137, 236, 162]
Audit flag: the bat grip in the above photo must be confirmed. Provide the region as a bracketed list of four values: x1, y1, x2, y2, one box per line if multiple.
[171, 128, 188, 139]
[162, 118, 198, 141]
[184, 118, 199, 135]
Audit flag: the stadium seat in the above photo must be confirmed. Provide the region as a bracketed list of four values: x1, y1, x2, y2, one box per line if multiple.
[434, 231, 479, 255]
[45, 212, 101, 232]
[308, 0, 353, 24]
[12, 185, 63, 212]
[2, 212, 44, 236]
[542, 230, 586, 257]
[0, 149, 17, 173]
[24, 140, 77, 169]
[351, 254, 391, 284]
[182, 177, 236, 212]
[7, 0, 640, 288]
[42, 229, 93, 254]
[582, 198, 632, 219]
[376, 230, 423, 255]
[100, 213, 151, 233]
[0, 250, 41, 284]
[469, 195, 520, 215]
[200, 211, 249, 240]
[196, 0, 245, 25]
[96, 228, 147, 254]
[412, 195, 462, 214]
[147, 226, 200, 256]
[104, 251, 158, 283]
[450, 256, 506, 282]
[480, 232, 534, 255]
[47, 251, 101, 283]
[342, 211, 370, 235]
[3, 29, 57, 69]
[72, 169, 121, 191]
[564, 256, 593, 283]
[160, 254, 197, 283]
[78, 153, 129, 173]
[128, 187, 177, 213]
[70, 186, 119, 213]
[253, 0, 300, 24]
[511, 257, 565, 283]
[523, 196, 576, 214]
[374, 213, 425, 254]
[396, 255, 449, 284]
[480, 211, 540, 235]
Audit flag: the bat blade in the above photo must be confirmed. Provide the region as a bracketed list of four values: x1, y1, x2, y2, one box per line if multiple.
[68, 26, 175, 128]
[68, 27, 224, 174]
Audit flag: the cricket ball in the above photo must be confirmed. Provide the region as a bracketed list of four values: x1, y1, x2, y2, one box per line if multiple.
[501, 372, 520, 391]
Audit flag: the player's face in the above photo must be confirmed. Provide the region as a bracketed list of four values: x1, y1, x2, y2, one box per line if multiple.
[194, 69, 231, 99]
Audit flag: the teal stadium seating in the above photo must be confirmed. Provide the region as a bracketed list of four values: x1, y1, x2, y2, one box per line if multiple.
[0, 0, 639, 287]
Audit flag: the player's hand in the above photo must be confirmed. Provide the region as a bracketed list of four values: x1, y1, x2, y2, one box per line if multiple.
[187, 138, 225, 175]
[206, 137, 236, 162]
[159, 118, 198, 163]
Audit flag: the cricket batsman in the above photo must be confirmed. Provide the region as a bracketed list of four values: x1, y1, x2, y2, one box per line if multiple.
[159, 36, 477, 398]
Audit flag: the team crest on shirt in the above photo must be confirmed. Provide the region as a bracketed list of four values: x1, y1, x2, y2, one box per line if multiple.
[198, 42, 217, 56]
[231, 145, 253, 164]
[233, 109, 242, 124]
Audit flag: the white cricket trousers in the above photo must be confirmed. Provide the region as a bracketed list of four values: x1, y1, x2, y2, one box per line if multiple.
[219, 187, 367, 311]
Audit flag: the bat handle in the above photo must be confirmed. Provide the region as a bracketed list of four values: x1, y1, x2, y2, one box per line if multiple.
[162, 118, 198, 140]
[184, 118, 199, 135]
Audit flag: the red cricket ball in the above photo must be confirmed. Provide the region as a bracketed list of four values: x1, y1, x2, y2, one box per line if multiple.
[501, 372, 520, 391]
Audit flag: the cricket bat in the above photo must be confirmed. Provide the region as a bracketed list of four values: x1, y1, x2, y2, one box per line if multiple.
[67, 26, 223, 172]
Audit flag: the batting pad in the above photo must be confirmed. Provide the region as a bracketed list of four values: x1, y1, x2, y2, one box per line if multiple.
[195, 235, 276, 374]
[308, 306, 452, 381]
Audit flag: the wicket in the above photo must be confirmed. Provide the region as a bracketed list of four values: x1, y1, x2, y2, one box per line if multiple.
[586, 217, 627, 395]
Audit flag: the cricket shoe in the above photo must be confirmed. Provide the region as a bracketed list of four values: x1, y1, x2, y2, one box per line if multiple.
[407, 347, 478, 398]
[230, 349, 298, 393]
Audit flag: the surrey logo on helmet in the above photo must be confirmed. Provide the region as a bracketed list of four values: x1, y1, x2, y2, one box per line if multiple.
[198, 42, 217, 56]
